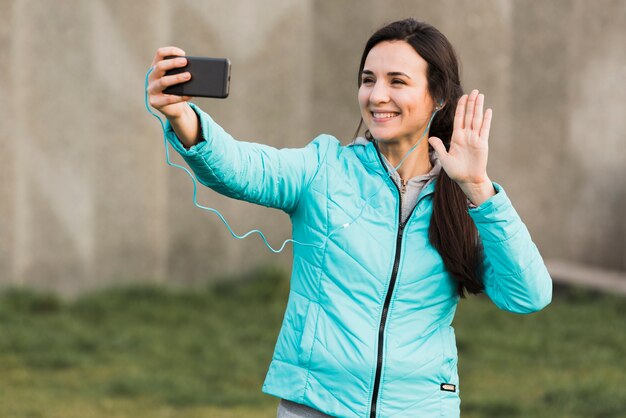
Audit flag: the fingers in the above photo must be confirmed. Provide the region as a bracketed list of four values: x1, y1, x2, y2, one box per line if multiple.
[148, 93, 192, 109]
[147, 46, 191, 109]
[454, 94, 467, 131]
[148, 71, 191, 95]
[472, 93, 484, 134]
[464, 90, 479, 131]
[155, 56, 188, 76]
[455, 90, 490, 140]
[428, 136, 448, 161]
[150, 56, 188, 84]
[149, 47, 187, 85]
[479, 108, 493, 142]
[151, 46, 186, 67]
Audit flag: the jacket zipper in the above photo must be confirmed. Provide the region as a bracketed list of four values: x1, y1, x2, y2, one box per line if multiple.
[369, 209, 404, 418]
[369, 145, 412, 418]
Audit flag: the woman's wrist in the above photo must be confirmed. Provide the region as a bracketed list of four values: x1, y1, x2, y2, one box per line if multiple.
[167, 104, 201, 149]
[458, 178, 496, 207]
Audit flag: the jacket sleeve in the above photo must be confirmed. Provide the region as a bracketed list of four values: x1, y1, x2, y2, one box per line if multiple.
[164, 103, 329, 214]
[468, 182, 553, 314]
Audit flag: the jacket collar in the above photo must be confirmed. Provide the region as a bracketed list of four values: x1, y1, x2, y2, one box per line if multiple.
[349, 137, 438, 199]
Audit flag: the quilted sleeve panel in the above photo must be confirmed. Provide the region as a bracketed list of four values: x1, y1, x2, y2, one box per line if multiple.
[468, 182, 553, 314]
[164, 103, 332, 214]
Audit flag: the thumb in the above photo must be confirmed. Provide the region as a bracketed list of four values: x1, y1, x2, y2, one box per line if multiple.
[428, 136, 447, 160]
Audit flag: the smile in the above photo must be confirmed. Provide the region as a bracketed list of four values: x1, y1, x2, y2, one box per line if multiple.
[371, 112, 400, 121]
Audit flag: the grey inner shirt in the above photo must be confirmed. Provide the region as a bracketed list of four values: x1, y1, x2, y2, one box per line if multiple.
[278, 141, 442, 418]
[380, 147, 442, 223]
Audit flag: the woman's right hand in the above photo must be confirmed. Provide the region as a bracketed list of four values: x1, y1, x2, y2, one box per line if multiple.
[147, 46, 193, 120]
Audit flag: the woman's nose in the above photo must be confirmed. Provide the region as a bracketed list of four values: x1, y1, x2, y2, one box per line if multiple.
[369, 81, 390, 104]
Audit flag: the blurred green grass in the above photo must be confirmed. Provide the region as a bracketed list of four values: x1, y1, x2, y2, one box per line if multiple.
[0, 266, 624, 418]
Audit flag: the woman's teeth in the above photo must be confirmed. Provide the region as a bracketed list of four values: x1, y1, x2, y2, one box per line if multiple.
[372, 112, 399, 119]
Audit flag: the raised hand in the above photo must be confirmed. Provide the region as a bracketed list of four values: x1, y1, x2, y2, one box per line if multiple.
[428, 89, 496, 206]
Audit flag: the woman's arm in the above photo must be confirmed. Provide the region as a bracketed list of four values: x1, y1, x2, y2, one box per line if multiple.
[428, 91, 551, 312]
[468, 183, 553, 314]
[147, 47, 328, 214]
[164, 103, 330, 214]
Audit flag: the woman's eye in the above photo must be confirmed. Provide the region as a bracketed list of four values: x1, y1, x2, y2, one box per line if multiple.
[362, 77, 374, 84]
[392, 79, 405, 84]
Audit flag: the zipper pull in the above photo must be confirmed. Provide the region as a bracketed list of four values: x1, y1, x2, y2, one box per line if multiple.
[401, 178, 407, 195]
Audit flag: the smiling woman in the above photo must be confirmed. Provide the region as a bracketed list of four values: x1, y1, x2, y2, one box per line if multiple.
[147, 17, 552, 418]
[359, 42, 435, 147]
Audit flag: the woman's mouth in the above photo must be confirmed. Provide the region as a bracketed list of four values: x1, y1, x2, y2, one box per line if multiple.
[371, 112, 400, 122]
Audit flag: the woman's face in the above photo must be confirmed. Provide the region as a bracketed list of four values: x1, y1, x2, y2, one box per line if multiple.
[358, 40, 436, 145]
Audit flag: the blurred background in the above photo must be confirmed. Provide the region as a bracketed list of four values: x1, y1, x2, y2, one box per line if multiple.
[0, 0, 624, 417]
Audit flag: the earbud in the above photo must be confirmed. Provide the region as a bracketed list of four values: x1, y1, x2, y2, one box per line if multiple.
[434, 99, 444, 111]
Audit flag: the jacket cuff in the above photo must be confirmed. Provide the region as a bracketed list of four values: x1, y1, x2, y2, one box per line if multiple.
[467, 182, 522, 242]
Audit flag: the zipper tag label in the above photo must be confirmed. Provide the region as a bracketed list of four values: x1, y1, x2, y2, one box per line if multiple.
[440, 383, 456, 392]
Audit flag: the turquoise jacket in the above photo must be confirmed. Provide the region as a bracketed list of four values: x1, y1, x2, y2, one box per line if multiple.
[165, 103, 552, 418]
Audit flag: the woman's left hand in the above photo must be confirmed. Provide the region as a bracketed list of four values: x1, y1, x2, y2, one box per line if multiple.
[428, 89, 496, 206]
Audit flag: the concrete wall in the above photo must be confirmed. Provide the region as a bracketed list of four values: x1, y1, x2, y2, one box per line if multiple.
[1, 0, 624, 295]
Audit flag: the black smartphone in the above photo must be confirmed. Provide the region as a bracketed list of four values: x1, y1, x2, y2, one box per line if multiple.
[163, 56, 231, 98]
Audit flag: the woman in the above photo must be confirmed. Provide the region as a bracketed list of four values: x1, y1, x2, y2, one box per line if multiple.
[147, 18, 552, 418]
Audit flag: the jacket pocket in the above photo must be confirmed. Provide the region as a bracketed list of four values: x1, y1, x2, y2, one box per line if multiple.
[439, 325, 459, 385]
[297, 301, 319, 366]
[438, 326, 461, 417]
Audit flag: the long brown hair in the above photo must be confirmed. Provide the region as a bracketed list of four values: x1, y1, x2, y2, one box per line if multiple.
[354, 18, 484, 297]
